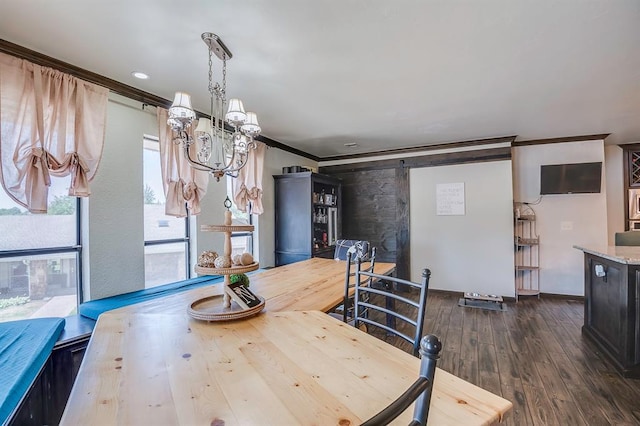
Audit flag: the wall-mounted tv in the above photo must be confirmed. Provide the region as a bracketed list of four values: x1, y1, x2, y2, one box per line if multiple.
[540, 162, 602, 195]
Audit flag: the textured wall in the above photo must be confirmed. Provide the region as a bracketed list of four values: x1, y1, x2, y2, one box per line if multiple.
[83, 94, 156, 299]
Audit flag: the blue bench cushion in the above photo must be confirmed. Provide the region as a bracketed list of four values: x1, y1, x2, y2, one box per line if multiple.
[0, 317, 66, 424]
[79, 275, 225, 320]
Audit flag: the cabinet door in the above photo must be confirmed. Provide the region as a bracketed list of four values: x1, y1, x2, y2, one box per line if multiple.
[275, 176, 312, 255]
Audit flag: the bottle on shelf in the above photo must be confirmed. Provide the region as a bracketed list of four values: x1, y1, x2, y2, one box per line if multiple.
[320, 189, 325, 204]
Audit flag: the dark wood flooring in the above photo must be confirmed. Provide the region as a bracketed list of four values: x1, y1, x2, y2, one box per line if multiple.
[367, 291, 640, 426]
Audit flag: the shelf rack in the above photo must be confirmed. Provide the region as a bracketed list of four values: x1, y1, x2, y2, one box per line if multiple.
[514, 202, 540, 301]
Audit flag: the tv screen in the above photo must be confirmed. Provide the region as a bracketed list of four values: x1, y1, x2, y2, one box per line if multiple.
[540, 162, 602, 195]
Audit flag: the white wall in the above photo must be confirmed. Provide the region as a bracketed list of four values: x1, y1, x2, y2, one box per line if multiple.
[605, 144, 625, 244]
[512, 140, 608, 296]
[409, 160, 515, 297]
[83, 94, 157, 299]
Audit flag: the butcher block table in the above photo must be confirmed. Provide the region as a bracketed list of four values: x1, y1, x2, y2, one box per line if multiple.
[112, 257, 397, 316]
[60, 310, 511, 425]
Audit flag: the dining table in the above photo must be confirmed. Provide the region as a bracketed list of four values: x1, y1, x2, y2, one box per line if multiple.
[60, 258, 512, 425]
[112, 257, 397, 316]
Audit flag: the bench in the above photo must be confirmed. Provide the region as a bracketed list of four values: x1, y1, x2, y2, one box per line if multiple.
[79, 275, 225, 320]
[0, 317, 66, 425]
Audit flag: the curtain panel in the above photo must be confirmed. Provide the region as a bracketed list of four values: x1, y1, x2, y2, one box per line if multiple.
[0, 52, 108, 213]
[233, 141, 266, 215]
[157, 107, 208, 217]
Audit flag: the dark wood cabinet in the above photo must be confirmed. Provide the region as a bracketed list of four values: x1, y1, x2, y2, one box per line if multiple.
[582, 252, 640, 378]
[9, 329, 91, 425]
[274, 172, 341, 266]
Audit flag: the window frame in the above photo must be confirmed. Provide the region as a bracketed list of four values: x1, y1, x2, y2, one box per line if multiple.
[226, 177, 254, 256]
[0, 197, 83, 305]
[143, 136, 192, 285]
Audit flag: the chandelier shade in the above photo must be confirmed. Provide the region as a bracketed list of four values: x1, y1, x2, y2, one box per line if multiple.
[167, 32, 260, 181]
[225, 98, 247, 125]
[194, 117, 213, 135]
[241, 112, 261, 136]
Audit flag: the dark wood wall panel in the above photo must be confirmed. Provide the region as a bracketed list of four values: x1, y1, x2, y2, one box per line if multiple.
[395, 166, 410, 279]
[333, 169, 399, 267]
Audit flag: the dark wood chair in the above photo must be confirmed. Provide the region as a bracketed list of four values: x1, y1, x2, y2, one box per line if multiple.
[353, 259, 431, 356]
[361, 334, 442, 426]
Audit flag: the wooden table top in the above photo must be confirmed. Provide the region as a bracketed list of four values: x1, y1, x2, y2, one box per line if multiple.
[60, 310, 512, 425]
[113, 258, 397, 316]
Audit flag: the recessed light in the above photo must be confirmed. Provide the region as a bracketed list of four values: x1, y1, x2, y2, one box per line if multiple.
[131, 71, 149, 80]
[344, 143, 358, 148]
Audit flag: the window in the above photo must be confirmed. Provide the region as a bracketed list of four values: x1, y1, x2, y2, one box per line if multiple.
[227, 177, 254, 257]
[144, 137, 190, 288]
[0, 176, 81, 323]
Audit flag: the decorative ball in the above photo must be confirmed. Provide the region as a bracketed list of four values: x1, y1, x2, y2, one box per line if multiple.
[232, 254, 242, 266]
[214, 256, 232, 269]
[240, 252, 254, 266]
[198, 251, 218, 267]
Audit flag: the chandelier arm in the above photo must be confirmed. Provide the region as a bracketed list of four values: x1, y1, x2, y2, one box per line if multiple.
[182, 140, 219, 173]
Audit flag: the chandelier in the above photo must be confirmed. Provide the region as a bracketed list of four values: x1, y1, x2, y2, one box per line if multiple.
[167, 32, 261, 181]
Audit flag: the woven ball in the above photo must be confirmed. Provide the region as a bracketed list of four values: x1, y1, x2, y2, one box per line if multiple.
[240, 252, 254, 266]
[232, 254, 242, 266]
[197, 251, 218, 267]
[214, 256, 232, 269]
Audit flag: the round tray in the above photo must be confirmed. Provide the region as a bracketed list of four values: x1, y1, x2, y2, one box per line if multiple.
[188, 294, 265, 322]
[201, 224, 255, 232]
[195, 262, 259, 276]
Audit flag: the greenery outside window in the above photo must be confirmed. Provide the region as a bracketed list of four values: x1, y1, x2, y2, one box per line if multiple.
[0, 176, 81, 323]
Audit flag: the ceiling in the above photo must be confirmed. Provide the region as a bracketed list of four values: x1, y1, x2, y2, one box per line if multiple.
[1, 1, 639, 159]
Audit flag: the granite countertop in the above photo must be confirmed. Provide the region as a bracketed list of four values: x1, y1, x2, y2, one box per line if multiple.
[574, 245, 640, 265]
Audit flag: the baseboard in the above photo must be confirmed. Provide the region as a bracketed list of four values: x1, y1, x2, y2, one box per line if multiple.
[427, 289, 584, 302]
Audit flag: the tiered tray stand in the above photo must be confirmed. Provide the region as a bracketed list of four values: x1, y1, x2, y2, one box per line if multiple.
[189, 205, 263, 321]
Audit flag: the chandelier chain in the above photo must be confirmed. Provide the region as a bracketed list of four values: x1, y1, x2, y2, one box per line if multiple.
[222, 54, 227, 102]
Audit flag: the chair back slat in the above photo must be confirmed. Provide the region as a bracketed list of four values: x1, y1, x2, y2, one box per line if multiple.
[357, 286, 420, 309]
[342, 248, 376, 323]
[357, 301, 418, 328]
[355, 316, 415, 346]
[353, 259, 431, 357]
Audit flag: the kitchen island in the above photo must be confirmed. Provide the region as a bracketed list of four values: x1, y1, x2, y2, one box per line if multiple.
[574, 245, 640, 378]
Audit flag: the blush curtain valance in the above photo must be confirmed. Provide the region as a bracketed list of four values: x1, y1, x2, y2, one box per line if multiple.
[0, 52, 108, 213]
[233, 141, 266, 215]
[157, 107, 209, 217]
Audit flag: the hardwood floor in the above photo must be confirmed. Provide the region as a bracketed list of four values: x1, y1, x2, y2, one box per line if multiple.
[367, 291, 640, 426]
